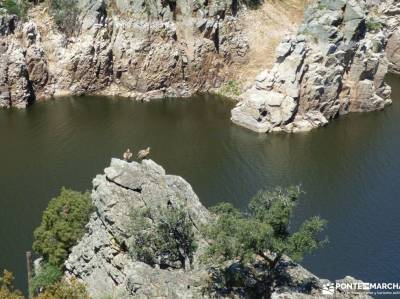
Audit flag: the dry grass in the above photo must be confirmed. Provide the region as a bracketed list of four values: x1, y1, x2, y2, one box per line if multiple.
[232, 0, 311, 87]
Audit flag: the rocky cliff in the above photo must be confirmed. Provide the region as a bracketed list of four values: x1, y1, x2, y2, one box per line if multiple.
[65, 158, 372, 298]
[231, 0, 400, 133]
[0, 0, 249, 108]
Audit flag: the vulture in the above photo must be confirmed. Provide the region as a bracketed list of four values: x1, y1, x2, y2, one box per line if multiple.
[137, 147, 151, 160]
[123, 148, 133, 161]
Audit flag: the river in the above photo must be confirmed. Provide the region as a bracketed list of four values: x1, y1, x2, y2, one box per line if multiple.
[0, 75, 399, 295]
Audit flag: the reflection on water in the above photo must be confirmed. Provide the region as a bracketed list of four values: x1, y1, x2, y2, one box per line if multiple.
[0, 76, 400, 293]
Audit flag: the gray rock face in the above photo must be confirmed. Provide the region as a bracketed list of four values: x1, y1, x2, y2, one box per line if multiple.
[65, 158, 211, 298]
[385, 0, 400, 74]
[65, 158, 372, 299]
[231, 0, 398, 133]
[0, 41, 33, 108]
[0, 17, 52, 108]
[0, 0, 248, 107]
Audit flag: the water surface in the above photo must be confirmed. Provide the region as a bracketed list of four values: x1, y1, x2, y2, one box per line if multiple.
[0, 76, 399, 295]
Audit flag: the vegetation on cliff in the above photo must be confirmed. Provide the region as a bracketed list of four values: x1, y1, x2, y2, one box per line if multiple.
[1, 175, 328, 298]
[32, 188, 93, 294]
[30, 264, 62, 295]
[48, 0, 79, 36]
[129, 206, 197, 270]
[34, 278, 90, 299]
[203, 186, 327, 297]
[0, 269, 89, 299]
[0, 0, 29, 18]
[33, 188, 93, 268]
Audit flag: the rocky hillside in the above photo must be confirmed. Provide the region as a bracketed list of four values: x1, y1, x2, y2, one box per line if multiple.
[2, 0, 400, 132]
[0, 0, 251, 108]
[232, 0, 400, 133]
[65, 158, 372, 298]
[0, 0, 313, 109]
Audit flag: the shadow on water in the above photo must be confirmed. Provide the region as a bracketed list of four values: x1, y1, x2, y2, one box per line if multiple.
[0, 75, 400, 295]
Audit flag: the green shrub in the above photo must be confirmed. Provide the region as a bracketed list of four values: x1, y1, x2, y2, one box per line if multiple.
[31, 263, 63, 294]
[130, 206, 197, 270]
[48, 0, 80, 36]
[366, 19, 382, 32]
[1, 0, 29, 19]
[35, 278, 90, 299]
[33, 188, 93, 268]
[220, 80, 241, 97]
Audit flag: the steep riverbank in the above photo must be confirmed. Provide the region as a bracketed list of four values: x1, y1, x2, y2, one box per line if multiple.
[0, 0, 308, 108]
[232, 0, 400, 133]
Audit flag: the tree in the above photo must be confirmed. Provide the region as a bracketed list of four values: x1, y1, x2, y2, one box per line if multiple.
[35, 278, 90, 299]
[130, 206, 197, 270]
[0, 270, 24, 299]
[33, 188, 93, 268]
[203, 186, 327, 298]
[31, 263, 63, 295]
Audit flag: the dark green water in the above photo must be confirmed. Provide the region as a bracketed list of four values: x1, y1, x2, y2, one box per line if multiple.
[1, 76, 400, 295]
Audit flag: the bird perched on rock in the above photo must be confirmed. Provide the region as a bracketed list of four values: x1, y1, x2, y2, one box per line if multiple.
[137, 147, 151, 160]
[123, 148, 133, 161]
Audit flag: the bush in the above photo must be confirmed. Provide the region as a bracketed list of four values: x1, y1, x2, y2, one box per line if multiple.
[35, 278, 90, 299]
[130, 206, 197, 270]
[31, 263, 63, 294]
[48, 0, 80, 36]
[0, 270, 24, 299]
[220, 80, 241, 97]
[203, 187, 327, 297]
[366, 19, 382, 32]
[33, 188, 93, 268]
[0, 0, 29, 19]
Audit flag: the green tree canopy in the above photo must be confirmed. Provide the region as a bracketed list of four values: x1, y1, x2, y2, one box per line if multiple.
[33, 188, 93, 268]
[130, 206, 197, 270]
[31, 262, 63, 295]
[203, 186, 327, 298]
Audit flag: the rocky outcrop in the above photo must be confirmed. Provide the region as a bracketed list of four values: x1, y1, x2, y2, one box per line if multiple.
[65, 158, 372, 298]
[0, 40, 33, 108]
[0, 14, 52, 108]
[384, 1, 400, 73]
[65, 158, 211, 298]
[231, 0, 399, 133]
[0, 0, 248, 107]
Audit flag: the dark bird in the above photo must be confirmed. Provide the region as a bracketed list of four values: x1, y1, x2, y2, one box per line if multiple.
[123, 148, 133, 161]
[137, 147, 151, 160]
